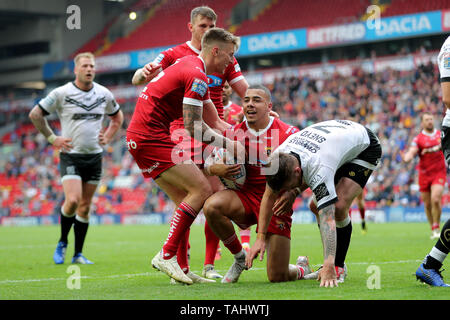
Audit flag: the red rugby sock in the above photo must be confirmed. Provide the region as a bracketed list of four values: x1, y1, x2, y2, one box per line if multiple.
[223, 233, 242, 255]
[177, 229, 190, 273]
[204, 221, 220, 265]
[162, 202, 197, 259]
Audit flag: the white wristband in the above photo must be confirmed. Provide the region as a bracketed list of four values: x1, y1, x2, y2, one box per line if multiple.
[47, 134, 57, 144]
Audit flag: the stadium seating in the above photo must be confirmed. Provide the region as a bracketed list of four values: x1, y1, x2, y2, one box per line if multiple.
[234, 0, 370, 36]
[381, 0, 450, 17]
[102, 0, 241, 55]
[75, 0, 450, 56]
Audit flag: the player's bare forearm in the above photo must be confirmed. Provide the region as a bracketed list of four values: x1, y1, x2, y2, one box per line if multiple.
[318, 204, 337, 267]
[402, 146, 418, 162]
[245, 187, 276, 268]
[131, 68, 146, 85]
[203, 100, 231, 132]
[29, 105, 54, 138]
[103, 110, 124, 142]
[257, 185, 279, 240]
[231, 78, 249, 99]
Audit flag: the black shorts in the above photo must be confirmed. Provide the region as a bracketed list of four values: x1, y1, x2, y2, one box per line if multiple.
[60, 152, 102, 184]
[334, 127, 382, 188]
[441, 126, 450, 165]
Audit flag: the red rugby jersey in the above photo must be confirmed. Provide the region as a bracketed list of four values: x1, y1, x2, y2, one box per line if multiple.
[226, 117, 300, 195]
[128, 55, 210, 136]
[152, 41, 244, 126]
[224, 101, 243, 126]
[411, 129, 446, 174]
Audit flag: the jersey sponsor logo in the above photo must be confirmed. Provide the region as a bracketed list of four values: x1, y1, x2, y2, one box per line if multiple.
[141, 162, 160, 174]
[286, 126, 298, 134]
[275, 218, 285, 230]
[154, 53, 165, 64]
[126, 139, 137, 150]
[313, 183, 330, 202]
[72, 113, 102, 120]
[445, 56, 450, 69]
[65, 96, 106, 111]
[234, 64, 241, 73]
[207, 75, 223, 87]
[66, 166, 76, 175]
[309, 174, 323, 186]
[289, 136, 320, 153]
[191, 78, 208, 97]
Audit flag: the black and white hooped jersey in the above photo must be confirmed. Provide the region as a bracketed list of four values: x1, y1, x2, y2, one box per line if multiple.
[273, 120, 372, 210]
[438, 36, 450, 81]
[38, 81, 120, 154]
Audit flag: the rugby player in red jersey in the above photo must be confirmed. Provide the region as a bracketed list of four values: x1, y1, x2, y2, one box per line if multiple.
[126, 28, 244, 285]
[402, 112, 446, 239]
[223, 81, 244, 126]
[132, 6, 249, 281]
[202, 85, 312, 283]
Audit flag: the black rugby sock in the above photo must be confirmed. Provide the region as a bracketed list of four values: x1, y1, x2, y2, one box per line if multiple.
[59, 210, 75, 244]
[74, 216, 89, 255]
[335, 218, 352, 268]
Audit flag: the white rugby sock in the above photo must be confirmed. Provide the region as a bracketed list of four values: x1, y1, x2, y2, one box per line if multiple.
[429, 247, 448, 264]
[336, 216, 351, 228]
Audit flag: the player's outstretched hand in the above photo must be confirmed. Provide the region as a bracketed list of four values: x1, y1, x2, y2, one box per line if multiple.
[245, 238, 266, 269]
[318, 264, 338, 288]
[272, 190, 296, 216]
[52, 136, 73, 151]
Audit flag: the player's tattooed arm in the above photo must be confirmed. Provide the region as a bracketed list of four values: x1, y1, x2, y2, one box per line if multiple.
[317, 203, 338, 287]
[183, 103, 226, 146]
[318, 204, 337, 267]
[183, 103, 245, 160]
[29, 105, 55, 138]
[29, 105, 73, 150]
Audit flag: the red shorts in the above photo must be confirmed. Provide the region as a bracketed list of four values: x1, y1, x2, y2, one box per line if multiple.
[418, 170, 446, 192]
[170, 122, 213, 167]
[234, 189, 292, 239]
[126, 131, 180, 180]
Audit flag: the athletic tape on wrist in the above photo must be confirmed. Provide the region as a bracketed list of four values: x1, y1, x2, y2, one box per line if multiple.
[47, 134, 57, 144]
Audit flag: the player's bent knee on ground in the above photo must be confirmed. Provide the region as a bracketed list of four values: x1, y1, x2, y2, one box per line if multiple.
[267, 269, 290, 283]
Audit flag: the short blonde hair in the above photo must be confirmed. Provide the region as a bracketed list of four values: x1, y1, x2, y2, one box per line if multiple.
[191, 6, 217, 23]
[74, 52, 95, 66]
[201, 28, 239, 51]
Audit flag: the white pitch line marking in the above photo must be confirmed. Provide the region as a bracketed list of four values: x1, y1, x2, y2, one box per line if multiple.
[0, 260, 422, 285]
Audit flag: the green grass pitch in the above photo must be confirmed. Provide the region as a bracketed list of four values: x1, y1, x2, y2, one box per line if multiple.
[0, 222, 449, 300]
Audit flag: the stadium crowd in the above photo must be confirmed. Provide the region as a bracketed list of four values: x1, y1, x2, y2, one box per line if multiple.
[0, 59, 448, 217]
